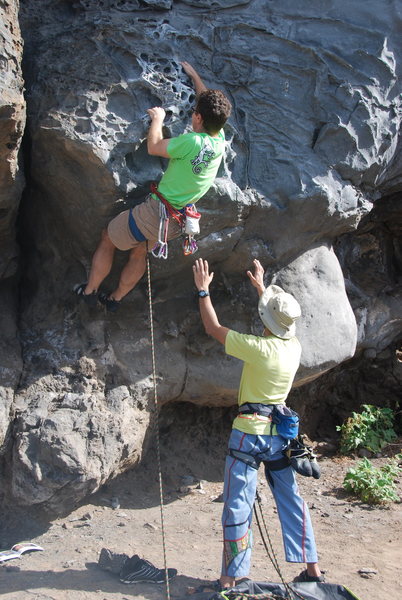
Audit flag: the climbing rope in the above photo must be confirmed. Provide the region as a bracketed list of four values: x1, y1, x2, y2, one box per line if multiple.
[254, 491, 307, 600]
[146, 256, 171, 600]
[145, 256, 305, 600]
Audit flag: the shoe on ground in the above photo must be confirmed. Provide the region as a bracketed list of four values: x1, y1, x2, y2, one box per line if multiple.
[293, 569, 325, 583]
[98, 291, 121, 313]
[119, 554, 177, 584]
[98, 548, 129, 575]
[74, 283, 98, 307]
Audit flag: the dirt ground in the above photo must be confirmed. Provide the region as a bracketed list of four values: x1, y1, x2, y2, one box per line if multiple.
[0, 424, 401, 600]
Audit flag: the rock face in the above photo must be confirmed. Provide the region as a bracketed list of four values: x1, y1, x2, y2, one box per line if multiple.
[0, 0, 400, 512]
[0, 0, 25, 453]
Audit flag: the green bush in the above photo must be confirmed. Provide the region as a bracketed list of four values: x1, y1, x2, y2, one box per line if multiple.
[343, 455, 402, 504]
[336, 404, 397, 454]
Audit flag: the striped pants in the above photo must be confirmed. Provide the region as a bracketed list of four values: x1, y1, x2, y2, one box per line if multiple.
[221, 428, 318, 577]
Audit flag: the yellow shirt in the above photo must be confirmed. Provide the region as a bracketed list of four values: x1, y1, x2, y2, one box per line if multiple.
[225, 330, 301, 435]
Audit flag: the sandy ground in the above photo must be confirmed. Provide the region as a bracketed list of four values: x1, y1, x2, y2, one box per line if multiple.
[0, 435, 401, 600]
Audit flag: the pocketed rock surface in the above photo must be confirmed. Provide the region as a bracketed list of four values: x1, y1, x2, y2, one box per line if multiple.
[0, 421, 401, 600]
[1, 0, 401, 513]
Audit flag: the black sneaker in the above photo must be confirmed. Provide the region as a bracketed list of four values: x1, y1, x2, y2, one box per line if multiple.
[98, 291, 121, 313]
[293, 569, 325, 583]
[119, 555, 177, 584]
[74, 283, 98, 307]
[98, 548, 129, 575]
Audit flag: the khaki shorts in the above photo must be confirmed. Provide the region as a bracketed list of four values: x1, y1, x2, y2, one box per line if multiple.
[107, 195, 182, 251]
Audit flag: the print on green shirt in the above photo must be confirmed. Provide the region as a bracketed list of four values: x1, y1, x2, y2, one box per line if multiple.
[155, 130, 225, 209]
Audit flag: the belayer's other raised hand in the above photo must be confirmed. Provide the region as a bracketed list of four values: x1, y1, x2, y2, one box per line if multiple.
[247, 259, 265, 297]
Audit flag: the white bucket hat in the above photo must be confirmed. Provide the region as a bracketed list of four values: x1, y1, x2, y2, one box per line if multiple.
[258, 284, 301, 339]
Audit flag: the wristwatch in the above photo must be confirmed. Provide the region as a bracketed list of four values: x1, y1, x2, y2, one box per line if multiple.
[198, 289, 210, 298]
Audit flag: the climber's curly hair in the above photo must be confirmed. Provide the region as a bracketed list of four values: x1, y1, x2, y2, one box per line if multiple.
[195, 89, 231, 135]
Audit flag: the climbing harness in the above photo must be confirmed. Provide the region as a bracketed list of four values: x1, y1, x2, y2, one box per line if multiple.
[225, 437, 321, 600]
[150, 182, 200, 259]
[146, 256, 171, 600]
[238, 403, 300, 440]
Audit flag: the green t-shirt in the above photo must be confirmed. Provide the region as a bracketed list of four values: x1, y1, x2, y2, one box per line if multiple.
[155, 130, 225, 209]
[225, 330, 302, 435]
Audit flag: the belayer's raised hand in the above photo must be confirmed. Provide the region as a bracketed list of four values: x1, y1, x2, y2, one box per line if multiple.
[193, 258, 214, 292]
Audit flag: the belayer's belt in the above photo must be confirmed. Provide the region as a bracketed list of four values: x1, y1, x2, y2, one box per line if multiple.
[238, 403, 278, 417]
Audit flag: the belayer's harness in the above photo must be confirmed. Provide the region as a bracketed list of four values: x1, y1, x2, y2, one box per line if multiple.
[232, 403, 320, 477]
[227, 406, 321, 600]
[239, 402, 300, 440]
[150, 182, 200, 259]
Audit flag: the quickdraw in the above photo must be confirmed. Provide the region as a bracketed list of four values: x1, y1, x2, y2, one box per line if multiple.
[150, 182, 199, 259]
[152, 201, 170, 260]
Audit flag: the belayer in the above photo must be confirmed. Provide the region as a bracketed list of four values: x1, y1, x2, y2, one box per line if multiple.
[75, 62, 231, 312]
[192, 257, 324, 590]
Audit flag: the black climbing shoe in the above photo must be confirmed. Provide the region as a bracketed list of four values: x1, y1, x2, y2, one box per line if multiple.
[310, 457, 321, 479]
[119, 554, 177, 584]
[293, 569, 325, 583]
[290, 456, 313, 477]
[98, 292, 121, 313]
[74, 283, 98, 307]
[287, 438, 321, 479]
[98, 548, 129, 575]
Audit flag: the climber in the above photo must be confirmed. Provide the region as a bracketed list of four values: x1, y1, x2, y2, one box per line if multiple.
[75, 61, 232, 312]
[192, 257, 324, 590]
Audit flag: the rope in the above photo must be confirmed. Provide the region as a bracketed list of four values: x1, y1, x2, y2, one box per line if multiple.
[254, 491, 307, 600]
[146, 256, 171, 600]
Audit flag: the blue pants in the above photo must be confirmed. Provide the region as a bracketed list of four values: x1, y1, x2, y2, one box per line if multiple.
[221, 429, 318, 577]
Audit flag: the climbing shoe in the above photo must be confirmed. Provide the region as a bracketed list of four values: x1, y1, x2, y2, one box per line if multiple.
[74, 283, 98, 307]
[310, 457, 321, 479]
[98, 548, 129, 575]
[119, 554, 177, 584]
[290, 455, 313, 477]
[293, 569, 325, 583]
[286, 438, 321, 479]
[98, 291, 121, 313]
